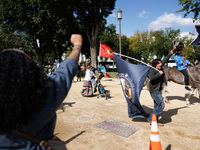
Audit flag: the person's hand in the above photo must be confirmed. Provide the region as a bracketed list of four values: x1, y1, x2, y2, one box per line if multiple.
[87, 59, 91, 63]
[67, 34, 82, 61]
[70, 34, 82, 46]
[172, 41, 179, 52]
[170, 50, 174, 54]
[182, 57, 186, 61]
[159, 70, 163, 75]
[190, 63, 194, 67]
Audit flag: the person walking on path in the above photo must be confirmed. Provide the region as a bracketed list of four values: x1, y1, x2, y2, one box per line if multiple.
[147, 49, 175, 127]
[0, 34, 82, 150]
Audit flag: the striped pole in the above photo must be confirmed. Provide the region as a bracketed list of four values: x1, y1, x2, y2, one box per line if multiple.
[149, 114, 162, 150]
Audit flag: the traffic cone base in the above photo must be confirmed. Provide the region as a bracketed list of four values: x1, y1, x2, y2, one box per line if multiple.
[149, 141, 162, 150]
[149, 114, 162, 150]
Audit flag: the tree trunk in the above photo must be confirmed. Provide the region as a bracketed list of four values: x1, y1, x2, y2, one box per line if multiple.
[86, 24, 100, 68]
[90, 37, 98, 68]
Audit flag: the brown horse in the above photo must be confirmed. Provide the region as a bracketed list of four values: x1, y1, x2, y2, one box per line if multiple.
[163, 64, 200, 105]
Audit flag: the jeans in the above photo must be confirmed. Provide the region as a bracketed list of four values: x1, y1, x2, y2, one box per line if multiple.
[91, 78, 96, 85]
[148, 92, 165, 122]
[180, 69, 189, 86]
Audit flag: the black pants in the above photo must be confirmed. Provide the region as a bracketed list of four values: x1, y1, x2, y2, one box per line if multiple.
[180, 69, 189, 86]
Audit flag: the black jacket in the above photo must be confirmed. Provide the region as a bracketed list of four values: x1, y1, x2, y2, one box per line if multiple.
[148, 52, 172, 93]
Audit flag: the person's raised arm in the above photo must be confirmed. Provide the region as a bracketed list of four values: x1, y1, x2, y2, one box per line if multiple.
[85, 59, 89, 70]
[67, 34, 82, 62]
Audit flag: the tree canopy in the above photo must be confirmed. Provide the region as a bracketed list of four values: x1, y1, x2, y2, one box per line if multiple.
[0, 0, 77, 65]
[73, 0, 116, 67]
[1, 0, 197, 66]
[129, 28, 182, 63]
[177, 0, 200, 20]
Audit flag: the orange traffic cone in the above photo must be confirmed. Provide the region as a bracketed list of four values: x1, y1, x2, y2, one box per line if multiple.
[149, 114, 162, 150]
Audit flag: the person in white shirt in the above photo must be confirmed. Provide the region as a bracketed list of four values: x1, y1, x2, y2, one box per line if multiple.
[81, 62, 97, 96]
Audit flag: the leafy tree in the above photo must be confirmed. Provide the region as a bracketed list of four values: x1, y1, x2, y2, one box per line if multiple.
[0, 30, 21, 50]
[73, 0, 116, 67]
[99, 24, 118, 52]
[129, 31, 153, 63]
[0, 0, 76, 65]
[180, 38, 196, 62]
[99, 23, 130, 62]
[121, 35, 131, 58]
[192, 46, 200, 61]
[177, 0, 200, 62]
[99, 23, 118, 62]
[150, 28, 180, 58]
[0, 27, 35, 54]
[129, 28, 181, 63]
[177, 0, 200, 20]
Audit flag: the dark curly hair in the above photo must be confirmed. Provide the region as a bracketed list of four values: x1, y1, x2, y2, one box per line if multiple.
[0, 49, 46, 133]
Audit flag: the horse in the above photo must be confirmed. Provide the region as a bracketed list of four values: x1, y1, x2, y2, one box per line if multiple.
[163, 64, 200, 105]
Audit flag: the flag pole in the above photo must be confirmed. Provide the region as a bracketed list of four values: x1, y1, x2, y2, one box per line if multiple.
[113, 58, 115, 68]
[98, 41, 101, 68]
[113, 52, 159, 72]
[185, 21, 198, 57]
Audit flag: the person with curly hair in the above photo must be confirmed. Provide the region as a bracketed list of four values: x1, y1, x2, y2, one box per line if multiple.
[0, 34, 82, 149]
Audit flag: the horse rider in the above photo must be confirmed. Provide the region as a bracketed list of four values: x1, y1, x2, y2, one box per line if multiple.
[174, 42, 194, 91]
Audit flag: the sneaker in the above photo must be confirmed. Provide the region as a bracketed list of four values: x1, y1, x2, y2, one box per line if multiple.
[157, 123, 164, 127]
[185, 87, 192, 91]
[147, 120, 151, 125]
[147, 120, 164, 127]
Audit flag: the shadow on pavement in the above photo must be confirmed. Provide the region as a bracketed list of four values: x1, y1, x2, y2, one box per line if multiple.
[166, 93, 199, 104]
[132, 105, 188, 124]
[64, 131, 85, 144]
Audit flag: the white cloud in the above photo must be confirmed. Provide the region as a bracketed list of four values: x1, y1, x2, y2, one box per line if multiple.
[138, 10, 148, 19]
[109, 13, 116, 17]
[148, 12, 195, 30]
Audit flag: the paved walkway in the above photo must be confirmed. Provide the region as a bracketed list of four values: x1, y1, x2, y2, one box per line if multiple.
[55, 78, 200, 150]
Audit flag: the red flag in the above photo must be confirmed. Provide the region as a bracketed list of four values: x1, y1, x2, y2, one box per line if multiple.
[105, 72, 112, 78]
[100, 44, 114, 59]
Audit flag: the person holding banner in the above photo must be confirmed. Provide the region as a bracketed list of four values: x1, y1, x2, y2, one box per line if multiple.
[147, 49, 175, 127]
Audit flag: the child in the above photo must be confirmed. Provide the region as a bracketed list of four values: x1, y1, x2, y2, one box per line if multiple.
[99, 84, 110, 95]
[174, 42, 194, 91]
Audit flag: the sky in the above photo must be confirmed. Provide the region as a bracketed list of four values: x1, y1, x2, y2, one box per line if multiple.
[106, 0, 197, 37]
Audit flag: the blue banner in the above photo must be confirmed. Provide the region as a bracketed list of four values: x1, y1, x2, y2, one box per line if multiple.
[114, 54, 150, 118]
